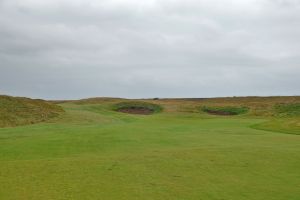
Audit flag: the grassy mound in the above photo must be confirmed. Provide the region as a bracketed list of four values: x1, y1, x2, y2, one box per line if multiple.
[0, 95, 64, 127]
[201, 106, 249, 116]
[113, 101, 163, 115]
[73, 97, 124, 104]
[252, 118, 300, 135]
[274, 103, 300, 117]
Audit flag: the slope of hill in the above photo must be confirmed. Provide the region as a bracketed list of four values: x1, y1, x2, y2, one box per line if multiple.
[70, 96, 300, 134]
[73, 96, 300, 116]
[0, 95, 64, 127]
[150, 96, 300, 117]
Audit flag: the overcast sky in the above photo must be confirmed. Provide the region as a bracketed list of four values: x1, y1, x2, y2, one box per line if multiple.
[0, 0, 299, 99]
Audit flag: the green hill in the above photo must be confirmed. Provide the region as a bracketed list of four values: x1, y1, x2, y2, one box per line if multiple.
[0, 95, 64, 127]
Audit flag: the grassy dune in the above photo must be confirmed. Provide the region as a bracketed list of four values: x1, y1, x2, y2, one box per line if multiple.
[0, 96, 299, 199]
[0, 95, 64, 127]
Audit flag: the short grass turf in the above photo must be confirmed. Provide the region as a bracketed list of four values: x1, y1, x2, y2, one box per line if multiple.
[0, 102, 300, 200]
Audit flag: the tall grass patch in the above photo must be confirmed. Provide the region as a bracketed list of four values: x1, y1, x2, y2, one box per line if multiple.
[274, 103, 300, 117]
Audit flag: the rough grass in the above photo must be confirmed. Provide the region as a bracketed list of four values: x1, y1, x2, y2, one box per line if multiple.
[274, 103, 300, 117]
[0, 95, 64, 127]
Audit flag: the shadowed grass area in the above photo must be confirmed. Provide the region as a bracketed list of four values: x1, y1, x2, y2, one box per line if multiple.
[0, 97, 300, 200]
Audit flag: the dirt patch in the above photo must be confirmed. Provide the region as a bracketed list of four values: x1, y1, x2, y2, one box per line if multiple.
[201, 106, 249, 116]
[117, 107, 154, 115]
[204, 110, 237, 116]
[113, 101, 162, 115]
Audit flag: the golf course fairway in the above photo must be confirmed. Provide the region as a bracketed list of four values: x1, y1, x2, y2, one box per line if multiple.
[0, 99, 299, 200]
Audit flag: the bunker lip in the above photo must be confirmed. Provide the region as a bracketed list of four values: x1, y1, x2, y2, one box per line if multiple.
[113, 101, 163, 115]
[204, 110, 237, 116]
[201, 106, 249, 116]
[117, 107, 154, 115]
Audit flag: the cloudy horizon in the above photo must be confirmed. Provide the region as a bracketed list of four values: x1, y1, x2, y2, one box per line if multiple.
[0, 0, 299, 100]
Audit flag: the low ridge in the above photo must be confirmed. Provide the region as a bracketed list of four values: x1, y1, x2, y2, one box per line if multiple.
[0, 95, 64, 127]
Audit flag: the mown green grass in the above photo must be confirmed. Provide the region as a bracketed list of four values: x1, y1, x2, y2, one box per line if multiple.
[0, 99, 300, 200]
[252, 118, 300, 135]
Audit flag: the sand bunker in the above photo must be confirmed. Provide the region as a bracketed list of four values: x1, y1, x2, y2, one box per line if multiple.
[113, 101, 162, 115]
[117, 107, 154, 115]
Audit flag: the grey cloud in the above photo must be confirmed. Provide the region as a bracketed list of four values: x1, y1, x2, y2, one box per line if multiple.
[0, 0, 299, 99]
